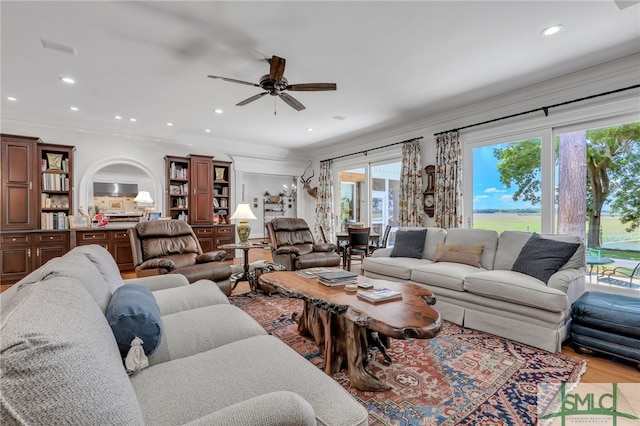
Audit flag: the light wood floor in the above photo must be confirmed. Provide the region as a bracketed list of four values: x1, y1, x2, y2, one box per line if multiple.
[117, 242, 640, 384]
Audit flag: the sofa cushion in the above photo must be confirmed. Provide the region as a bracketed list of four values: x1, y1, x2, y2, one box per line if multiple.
[511, 233, 579, 284]
[19, 250, 114, 313]
[390, 229, 427, 259]
[495, 231, 585, 271]
[398, 227, 447, 260]
[362, 256, 431, 280]
[152, 279, 229, 316]
[434, 243, 484, 267]
[73, 244, 124, 293]
[107, 284, 163, 357]
[464, 270, 569, 312]
[0, 278, 144, 424]
[130, 334, 368, 426]
[443, 228, 498, 270]
[149, 304, 267, 366]
[411, 262, 482, 292]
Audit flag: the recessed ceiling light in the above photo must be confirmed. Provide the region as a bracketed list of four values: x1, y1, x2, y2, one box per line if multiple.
[214, 109, 223, 114]
[7, 96, 17, 101]
[114, 115, 122, 120]
[59, 77, 76, 84]
[205, 129, 211, 133]
[69, 106, 79, 111]
[541, 24, 563, 36]
[129, 118, 136, 122]
[166, 122, 174, 126]
[306, 128, 314, 132]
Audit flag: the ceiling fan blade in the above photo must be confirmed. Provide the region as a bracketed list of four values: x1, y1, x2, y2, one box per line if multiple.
[269, 55, 286, 82]
[279, 93, 306, 111]
[286, 83, 337, 91]
[207, 75, 260, 88]
[236, 92, 268, 106]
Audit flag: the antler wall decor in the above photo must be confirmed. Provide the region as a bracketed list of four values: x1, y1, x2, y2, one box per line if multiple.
[300, 166, 318, 198]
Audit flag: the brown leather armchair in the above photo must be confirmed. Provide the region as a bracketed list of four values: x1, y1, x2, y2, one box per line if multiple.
[129, 220, 233, 295]
[266, 218, 341, 270]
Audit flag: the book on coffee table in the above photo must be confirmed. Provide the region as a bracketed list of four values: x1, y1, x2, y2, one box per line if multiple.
[356, 287, 402, 303]
[316, 271, 358, 286]
[297, 267, 335, 279]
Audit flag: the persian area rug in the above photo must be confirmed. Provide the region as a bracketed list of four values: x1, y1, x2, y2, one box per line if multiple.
[229, 292, 586, 426]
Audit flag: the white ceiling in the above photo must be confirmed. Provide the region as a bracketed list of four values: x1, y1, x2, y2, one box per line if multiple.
[2, 1, 639, 154]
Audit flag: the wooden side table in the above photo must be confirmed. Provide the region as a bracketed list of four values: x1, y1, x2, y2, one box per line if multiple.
[218, 242, 264, 291]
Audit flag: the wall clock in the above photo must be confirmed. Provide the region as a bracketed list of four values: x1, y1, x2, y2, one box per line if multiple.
[423, 165, 435, 218]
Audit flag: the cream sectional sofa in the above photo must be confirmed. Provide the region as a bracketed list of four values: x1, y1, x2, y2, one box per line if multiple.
[363, 228, 586, 352]
[1, 245, 368, 426]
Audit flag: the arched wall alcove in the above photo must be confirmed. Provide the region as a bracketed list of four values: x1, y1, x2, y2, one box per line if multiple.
[77, 157, 162, 214]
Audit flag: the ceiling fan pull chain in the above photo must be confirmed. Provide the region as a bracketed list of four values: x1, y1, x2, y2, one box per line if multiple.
[274, 97, 277, 116]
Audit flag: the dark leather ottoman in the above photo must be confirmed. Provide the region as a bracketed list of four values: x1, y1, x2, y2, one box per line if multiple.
[570, 291, 640, 369]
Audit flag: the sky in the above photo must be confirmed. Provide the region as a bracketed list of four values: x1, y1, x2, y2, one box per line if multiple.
[472, 144, 539, 211]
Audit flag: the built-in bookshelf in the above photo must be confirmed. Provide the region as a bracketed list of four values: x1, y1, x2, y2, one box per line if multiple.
[165, 156, 190, 221]
[39, 143, 74, 230]
[212, 160, 232, 223]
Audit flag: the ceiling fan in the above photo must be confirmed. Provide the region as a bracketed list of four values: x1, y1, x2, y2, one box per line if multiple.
[207, 55, 336, 112]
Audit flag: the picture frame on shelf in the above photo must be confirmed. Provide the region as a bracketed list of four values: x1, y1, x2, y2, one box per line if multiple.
[68, 215, 91, 229]
[46, 153, 63, 171]
[214, 167, 225, 181]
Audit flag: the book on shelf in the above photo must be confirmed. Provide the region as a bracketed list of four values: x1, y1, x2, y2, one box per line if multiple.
[356, 287, 402, 303]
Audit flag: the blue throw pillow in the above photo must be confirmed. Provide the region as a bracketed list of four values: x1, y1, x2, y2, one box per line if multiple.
[511, 233, 580, 284]
[390, 229, 427, 259]
[106, 284, 162, 357]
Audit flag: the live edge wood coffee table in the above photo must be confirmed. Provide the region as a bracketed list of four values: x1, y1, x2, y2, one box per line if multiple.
[258, 271, 442, 391]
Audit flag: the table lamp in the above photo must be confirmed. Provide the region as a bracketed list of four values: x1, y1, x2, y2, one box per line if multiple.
[230, 203, 257, 243]
[134, 191, 154, 218]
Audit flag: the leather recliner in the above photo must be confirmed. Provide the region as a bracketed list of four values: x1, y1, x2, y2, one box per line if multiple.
[129, 219, 233, 295]
[266, 217, 341, 270]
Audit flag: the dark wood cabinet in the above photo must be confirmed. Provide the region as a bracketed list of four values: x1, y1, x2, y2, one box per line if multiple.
[73, 229, 134, 272]
[165, 153, 235, 258]
[109, 230, 134, 271]
[0, 231, 70, 284]
[194, 226, 214, 252]
[190, 155, 213, 226]
[34, 232, 69, 268]
[1, 135, 39, 230]
[214, 224, 235, 260]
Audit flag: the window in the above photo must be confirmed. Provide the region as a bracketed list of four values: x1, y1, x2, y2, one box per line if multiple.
[470, 137, 542, 233]
[555, 121, 640, 252]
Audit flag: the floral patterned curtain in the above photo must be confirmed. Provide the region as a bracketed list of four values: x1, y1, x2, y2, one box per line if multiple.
[315, 160, 335, 242]
[435, 131, 463, 229]
[398, 141, 424, 226]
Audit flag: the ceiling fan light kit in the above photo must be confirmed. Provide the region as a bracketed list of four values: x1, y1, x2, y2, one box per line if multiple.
[208, 55, 336, 112]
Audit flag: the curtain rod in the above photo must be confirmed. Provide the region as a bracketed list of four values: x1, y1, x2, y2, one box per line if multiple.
[433, 84, 640, 136]
[321, 136, 423, 163]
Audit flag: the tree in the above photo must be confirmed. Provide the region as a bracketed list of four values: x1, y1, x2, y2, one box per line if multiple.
[493, 122, 640, 248]
[587, 124, 640, 246]
[557, 131, 586, 242]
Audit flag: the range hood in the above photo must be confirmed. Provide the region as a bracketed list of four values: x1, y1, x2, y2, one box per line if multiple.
[93, 182, 138, 197]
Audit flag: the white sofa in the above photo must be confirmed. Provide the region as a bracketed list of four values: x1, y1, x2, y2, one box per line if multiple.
[1, 245, 368, 425]
[363, 228, 586, 352]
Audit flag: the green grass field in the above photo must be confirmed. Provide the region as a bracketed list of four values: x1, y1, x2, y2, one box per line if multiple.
[473, 213, 640, 261]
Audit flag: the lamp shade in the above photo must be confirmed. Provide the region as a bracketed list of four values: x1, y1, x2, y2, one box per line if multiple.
[230, 203, 257, 221]
[134, 191, 153, 204]
[230, 203, 256, 243]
